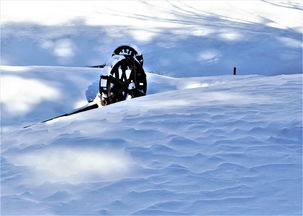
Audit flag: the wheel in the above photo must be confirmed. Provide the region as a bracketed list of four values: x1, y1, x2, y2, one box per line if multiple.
[101, 57, 147, 105]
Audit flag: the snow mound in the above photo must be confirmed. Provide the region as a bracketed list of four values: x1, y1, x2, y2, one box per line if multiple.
[1, 66, 302, 215]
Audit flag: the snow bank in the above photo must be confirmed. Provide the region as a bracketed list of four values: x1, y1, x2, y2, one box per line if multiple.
[1, 66, 101, 126]
[1, 66, 302, 215]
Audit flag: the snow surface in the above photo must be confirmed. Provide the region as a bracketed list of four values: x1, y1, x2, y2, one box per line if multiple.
[1, 66, 302, 215]
[2, 1, 302, 77]
[1, 0, 303, 215]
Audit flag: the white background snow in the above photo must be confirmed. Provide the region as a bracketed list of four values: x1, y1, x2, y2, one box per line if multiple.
[1, 0, 302, 215]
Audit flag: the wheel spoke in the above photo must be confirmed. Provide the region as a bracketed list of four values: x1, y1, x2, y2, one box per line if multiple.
[99, 46, 147, 105]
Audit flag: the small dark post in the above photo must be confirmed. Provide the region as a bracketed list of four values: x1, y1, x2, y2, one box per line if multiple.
[233, 67, 236, 75]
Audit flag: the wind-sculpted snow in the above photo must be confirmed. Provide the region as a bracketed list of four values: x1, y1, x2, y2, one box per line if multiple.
[7, 147, 134, 184]
[1, 66, 302, 215]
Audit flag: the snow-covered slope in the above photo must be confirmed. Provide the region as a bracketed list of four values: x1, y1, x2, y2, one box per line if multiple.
[1, 66, 302, 215]
[2, 1, 302, 77]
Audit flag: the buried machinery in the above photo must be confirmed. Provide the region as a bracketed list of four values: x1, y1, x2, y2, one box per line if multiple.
[24, 45, 147, 128]
[98, 45, 147, 106]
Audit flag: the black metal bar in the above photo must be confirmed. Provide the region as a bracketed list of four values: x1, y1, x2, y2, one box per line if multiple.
[24, 103, 99, 128]
[87, 64, 106, 68]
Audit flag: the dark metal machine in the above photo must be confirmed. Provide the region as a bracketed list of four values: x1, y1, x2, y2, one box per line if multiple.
[24, 45, 147, 128]
[98, 45, 147, 105]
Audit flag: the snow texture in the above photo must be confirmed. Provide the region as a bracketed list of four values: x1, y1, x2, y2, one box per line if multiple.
[1, 1, 302, 77]
[1, 66, 302, 215]
[1, 0, 302, 215]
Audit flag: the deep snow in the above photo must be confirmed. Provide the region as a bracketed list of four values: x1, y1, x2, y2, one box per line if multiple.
[1, 66, 302, 215]
[1, 0, 303, 215]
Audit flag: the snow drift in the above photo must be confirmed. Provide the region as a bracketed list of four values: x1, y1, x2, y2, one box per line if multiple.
[1, 66, 302, 215]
